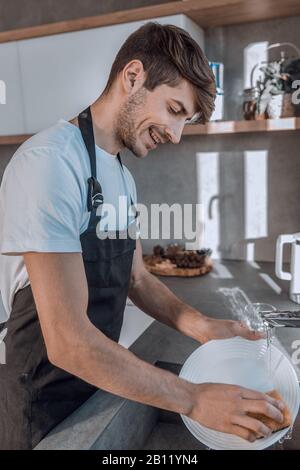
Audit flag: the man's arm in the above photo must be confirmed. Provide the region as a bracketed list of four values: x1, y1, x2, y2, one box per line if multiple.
[23, 251, 193, 413]
[23, 251, 284, 441]
[128, 240, 264, 343]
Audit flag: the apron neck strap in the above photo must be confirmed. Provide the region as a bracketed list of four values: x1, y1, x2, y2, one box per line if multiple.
[77, 106, 135, 213]
[78, 106, 97, 179]
[78, 106, 103, 212]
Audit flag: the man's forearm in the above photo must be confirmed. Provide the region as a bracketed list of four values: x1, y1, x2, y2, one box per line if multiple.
[128, 269, 208, 342]
[52, 320, 196, 417]
[54, 320, 284, 445]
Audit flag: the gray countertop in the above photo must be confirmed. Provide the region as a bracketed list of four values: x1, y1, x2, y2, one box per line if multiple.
[133, 260, 300, 376]
[36, 260, 300, 450]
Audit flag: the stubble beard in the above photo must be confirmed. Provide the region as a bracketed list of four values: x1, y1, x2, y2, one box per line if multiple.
[115, 88, 147, 158]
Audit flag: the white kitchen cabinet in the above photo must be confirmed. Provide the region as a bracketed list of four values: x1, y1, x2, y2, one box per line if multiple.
[16, 14, 204, 134]
[0, 42, 25, 135]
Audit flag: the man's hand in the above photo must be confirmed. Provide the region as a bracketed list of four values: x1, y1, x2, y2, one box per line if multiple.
[129, 241, 264, 345]
[188, 383, 284, 441]
[197, 317, 265, 344]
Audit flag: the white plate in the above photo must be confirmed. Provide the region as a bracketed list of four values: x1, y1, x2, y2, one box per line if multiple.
[179, 337, 300, 450]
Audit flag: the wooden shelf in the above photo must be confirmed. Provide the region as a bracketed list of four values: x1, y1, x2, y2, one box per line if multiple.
[0, 134, 32, 145]
[183, 117, 300, 135]
[1, 0, 300, 44]
[1, 118, 300, 145]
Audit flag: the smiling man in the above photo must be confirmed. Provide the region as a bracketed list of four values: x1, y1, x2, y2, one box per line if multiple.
[0, 22, 284, 450]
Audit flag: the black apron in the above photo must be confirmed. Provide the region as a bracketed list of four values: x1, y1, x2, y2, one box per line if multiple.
[0, 107, 137, 450]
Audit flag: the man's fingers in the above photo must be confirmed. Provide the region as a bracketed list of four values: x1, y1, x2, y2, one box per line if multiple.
[232, 415, 272, 438]
[241, 399, 284, 423]
[240, 388, 285, 410]
[229, 424, 257, 442]
[234, 321, 265, 340]
[245, 329, 266, 340]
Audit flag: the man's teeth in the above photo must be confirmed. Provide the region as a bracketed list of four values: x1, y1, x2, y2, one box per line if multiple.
[149, 129, 159, 145]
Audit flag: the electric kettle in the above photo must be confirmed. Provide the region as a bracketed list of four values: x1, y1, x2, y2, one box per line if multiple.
[275, 232, 300, 304]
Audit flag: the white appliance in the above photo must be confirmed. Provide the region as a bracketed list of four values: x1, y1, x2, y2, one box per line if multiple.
[275, 232, 300, 304]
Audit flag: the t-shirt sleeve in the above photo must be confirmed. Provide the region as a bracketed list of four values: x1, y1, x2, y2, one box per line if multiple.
[0, 146, 83, 255]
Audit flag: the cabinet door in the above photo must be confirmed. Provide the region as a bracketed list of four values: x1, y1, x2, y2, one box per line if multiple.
[0, 42, 25, 135]
[19, 27, 110, 133]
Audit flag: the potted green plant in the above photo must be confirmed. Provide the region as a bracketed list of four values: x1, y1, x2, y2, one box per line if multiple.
[255, 60, 293, 119]
[282, 58, 300, 116]
[246, 43, 300, 120]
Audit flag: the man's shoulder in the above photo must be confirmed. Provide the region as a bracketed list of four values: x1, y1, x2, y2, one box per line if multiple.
[1, 120, 88, 198]
[15, 120, 79, 157]
[4, 120, 86, 182]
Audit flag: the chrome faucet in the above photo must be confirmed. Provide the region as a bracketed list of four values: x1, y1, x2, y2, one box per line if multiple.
[260, 310, 300, 328]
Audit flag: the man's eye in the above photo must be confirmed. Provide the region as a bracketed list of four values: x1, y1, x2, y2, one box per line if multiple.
[168, 107, 180, 115]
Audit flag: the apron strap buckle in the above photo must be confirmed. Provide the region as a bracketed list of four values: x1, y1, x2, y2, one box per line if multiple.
[87, 176, 104, 212]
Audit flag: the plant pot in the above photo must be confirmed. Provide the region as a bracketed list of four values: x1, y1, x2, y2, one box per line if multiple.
[267, 93, 295, 119]
[255, 113, 268, 121]
[243, 88, 258, 120]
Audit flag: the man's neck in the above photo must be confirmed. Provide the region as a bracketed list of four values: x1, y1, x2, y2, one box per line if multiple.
[70, 93, 123, 156]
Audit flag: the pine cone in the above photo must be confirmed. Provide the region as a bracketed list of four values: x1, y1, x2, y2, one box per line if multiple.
[165, 243, 184, 257]
[153, 245, 165, 257]
[174, 251, 208, 268]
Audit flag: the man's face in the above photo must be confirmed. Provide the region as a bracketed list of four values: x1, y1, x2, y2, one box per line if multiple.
[115, 80, 197, 158]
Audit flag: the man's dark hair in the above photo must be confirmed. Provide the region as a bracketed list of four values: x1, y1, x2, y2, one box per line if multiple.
[103, 22, 216, 124]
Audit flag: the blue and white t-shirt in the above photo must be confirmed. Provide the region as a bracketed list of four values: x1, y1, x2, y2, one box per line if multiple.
[0, 119, 137, 321]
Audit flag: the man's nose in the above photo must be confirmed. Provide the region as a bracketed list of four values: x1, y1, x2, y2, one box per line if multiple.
[165, 123, 185, 144]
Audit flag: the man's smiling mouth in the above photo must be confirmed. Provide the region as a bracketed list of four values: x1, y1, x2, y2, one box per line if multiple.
[149, 127, 161, 145]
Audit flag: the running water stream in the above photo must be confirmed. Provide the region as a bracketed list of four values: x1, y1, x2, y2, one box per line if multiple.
[217, 286, 293, 442]
[217, 287, 274, 379]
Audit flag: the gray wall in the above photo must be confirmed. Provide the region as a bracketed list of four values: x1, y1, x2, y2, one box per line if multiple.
[123, 131, 300, 259]
[1, 4, 299, 261]
[122, 16, 300, 260]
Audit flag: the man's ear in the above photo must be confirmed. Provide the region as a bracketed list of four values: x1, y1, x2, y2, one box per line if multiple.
[128, 72, 136, 89]
[121, 60, 145, 94]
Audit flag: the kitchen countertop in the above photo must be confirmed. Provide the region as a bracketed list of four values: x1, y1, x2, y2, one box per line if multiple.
[35, 260, 300, 450]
